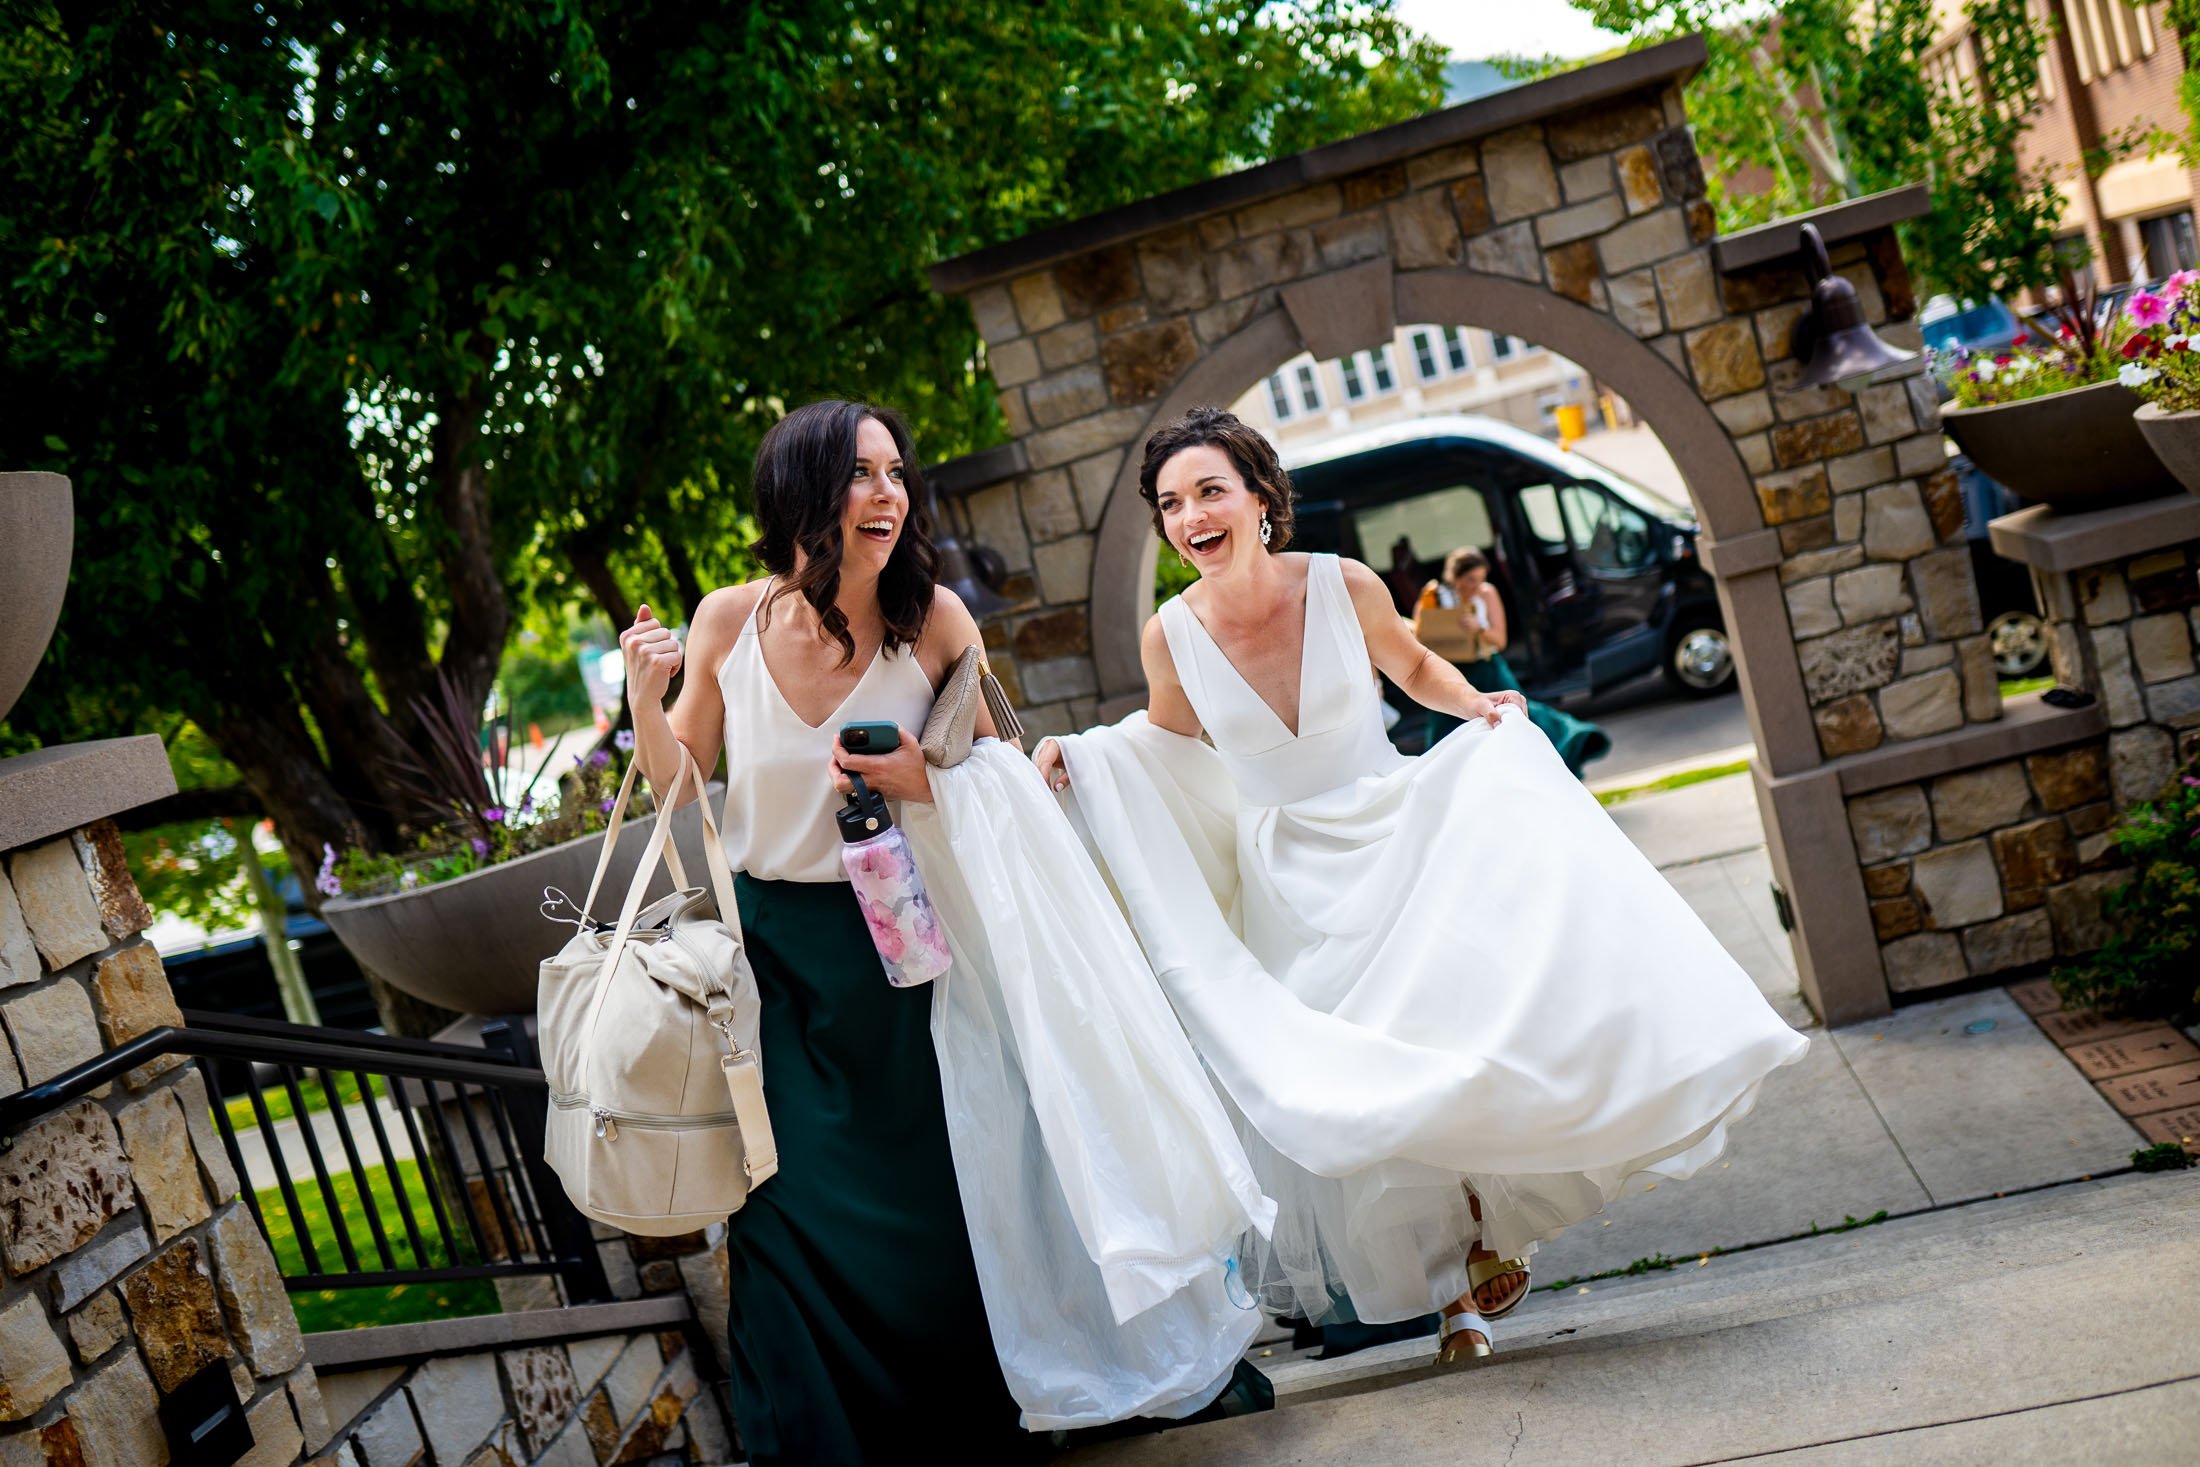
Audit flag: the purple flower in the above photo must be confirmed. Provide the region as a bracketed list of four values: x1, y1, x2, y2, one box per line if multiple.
[589, 749, 612, 769]
[483, 806, 504, 824]
[598, 797, 614, 814]
[315, 843, 343, 899]
[614, 728, 636, 752]
[518, 793, 534, 813]
[470, 837, 489, 857]
[2128, 290, 2171, 327]
[2184, 775, 2200, 788]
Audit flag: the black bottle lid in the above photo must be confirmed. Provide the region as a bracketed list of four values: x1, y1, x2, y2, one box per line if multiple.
[836, 771, 895, 843]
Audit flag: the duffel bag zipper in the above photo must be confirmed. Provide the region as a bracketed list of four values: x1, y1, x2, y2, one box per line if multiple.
[550, 1090, 743, 1141]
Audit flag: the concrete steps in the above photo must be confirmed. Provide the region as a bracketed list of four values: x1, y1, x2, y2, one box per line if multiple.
[1064, 1170, 2200, 1465]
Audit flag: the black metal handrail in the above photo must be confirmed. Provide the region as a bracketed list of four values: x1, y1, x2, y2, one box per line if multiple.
[0, 1013, 611, 1308]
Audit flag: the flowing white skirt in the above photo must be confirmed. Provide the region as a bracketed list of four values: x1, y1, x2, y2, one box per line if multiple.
[1056, 707, 1809, 1324]
[905, 741, 1275, 1427]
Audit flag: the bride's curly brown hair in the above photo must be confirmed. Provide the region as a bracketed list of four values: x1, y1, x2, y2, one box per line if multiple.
[1136, 406, 1296, 551]
[750, 400, 940, 666]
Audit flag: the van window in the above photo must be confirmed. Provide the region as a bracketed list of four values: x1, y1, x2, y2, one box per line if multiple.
[1560, 485, 1654, 572]
[1351, 487, 1494, 567]
[1515, 484, 1569, 547]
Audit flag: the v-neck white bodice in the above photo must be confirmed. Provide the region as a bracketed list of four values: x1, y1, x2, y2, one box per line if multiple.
[715, 587, 936, 882]
[1157, 554, 1405, 808]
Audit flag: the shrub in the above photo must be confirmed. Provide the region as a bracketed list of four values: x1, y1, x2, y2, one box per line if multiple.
[2052, 751, 2200, 1021]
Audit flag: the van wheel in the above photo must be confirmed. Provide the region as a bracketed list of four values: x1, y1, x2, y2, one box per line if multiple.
[1665, 622, 1735, 697]
[1987, 610, 2048, 679]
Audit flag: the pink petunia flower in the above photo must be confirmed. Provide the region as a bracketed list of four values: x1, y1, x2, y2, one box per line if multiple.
[2167, 269, 2199, 295]
[2127, 291, 2172, 327]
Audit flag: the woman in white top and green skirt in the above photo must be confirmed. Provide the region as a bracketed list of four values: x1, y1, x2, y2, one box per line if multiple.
[617, 400, 1276, 1463]
[619, 401, 1029, 1465]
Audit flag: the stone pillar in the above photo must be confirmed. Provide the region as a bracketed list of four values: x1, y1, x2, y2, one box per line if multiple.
[0, 751, 329, 1466]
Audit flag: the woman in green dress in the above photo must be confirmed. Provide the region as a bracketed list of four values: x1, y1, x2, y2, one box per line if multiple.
[1417, 546, 1610, 777]
[619, 400, 1031, 1465]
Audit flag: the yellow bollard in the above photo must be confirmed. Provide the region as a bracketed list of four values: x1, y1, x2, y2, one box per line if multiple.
[1555, 401, 1587, 449]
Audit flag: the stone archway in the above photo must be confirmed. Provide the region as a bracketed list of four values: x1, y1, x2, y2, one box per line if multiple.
[1084, 272, 1814, 788]
[925, 35, 2112, 1025]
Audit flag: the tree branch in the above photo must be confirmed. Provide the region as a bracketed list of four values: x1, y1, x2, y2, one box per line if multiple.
[430, 386, 511, 712]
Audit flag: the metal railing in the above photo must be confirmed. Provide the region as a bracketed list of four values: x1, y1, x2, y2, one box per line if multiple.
[0, 1011, 611, 1310]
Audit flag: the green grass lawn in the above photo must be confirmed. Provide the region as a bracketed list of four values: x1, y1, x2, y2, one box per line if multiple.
[223, 1071, 389, 1134]
[1596, 757, 1752, 808]
[255, 1156, 504, 1332]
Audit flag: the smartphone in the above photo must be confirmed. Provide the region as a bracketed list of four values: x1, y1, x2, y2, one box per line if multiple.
[839, 720, 901, 754]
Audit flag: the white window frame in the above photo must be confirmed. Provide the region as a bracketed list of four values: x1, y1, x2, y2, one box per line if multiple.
[1445, 327, 1472, 372]
[1410, 329, 1443, 383]
[1293, 361, 1323, 414]
[1339, 355, 1367, 401]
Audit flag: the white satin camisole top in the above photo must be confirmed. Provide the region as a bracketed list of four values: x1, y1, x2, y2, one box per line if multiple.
[713, 585, 936, 883]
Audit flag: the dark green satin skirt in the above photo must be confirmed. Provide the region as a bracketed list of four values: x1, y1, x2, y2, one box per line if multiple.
[724, 875, 1029, 1466]
[1425, 652, 1611, 778]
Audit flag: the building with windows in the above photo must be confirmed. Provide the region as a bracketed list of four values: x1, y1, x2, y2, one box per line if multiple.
[1930, 1, 2198, 286]
[1231, 321, 1598, 449]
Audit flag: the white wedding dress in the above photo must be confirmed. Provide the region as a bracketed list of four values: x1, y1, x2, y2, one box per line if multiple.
[1054, 553, 1809, 1325]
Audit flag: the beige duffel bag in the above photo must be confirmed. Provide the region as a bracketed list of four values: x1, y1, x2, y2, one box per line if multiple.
[539, 747, 777, 1235]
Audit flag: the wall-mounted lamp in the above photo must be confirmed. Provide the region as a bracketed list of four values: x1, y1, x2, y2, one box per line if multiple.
[932, 505, 1014, 619]
[1788, 222, 1915, 391]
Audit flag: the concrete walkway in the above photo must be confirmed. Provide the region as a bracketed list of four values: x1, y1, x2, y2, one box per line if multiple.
[1077, 1171, 2200, 1464]
[1067, 770, 2194, 1464]
[1544, 771, 2143, 1283]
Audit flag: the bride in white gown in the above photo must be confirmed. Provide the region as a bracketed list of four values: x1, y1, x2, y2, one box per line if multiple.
[1034, 407, 1809, 1362]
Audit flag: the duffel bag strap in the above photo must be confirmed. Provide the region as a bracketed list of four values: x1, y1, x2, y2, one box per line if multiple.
[580, 752, 698, 1041]
[720, 1043, 778, 1184]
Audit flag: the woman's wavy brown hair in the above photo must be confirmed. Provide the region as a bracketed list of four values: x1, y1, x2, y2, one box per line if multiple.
[750, 400, 939, 666]
[1137, 406, 1296, 551]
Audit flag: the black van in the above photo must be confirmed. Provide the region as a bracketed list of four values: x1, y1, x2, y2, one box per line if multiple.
[1284, 415, 1734, 700]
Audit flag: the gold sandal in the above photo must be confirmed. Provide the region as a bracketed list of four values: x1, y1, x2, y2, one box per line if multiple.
[1467, 1254, 1532, 1321]
[1435, 1309, 1493, 1366]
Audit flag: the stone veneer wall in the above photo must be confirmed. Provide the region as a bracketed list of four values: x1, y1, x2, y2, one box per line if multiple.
[1848, 532, 2200, 995]
[938, 80, 1975, 753]
[0, 819, 325, 1466]
[1845, 739, 2124, 993]
[0, 813, 739, 1466]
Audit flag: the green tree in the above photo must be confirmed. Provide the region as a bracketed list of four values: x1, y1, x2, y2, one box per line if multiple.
[1561, 0, 2064, 300]
[2, 2, 1444, 907]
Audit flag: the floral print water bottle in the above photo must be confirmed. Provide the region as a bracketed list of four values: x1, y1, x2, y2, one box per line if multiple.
[836, 772, 953, 987]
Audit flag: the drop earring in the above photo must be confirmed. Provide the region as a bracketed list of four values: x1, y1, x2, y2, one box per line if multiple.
[1259, 512, 1274, 547]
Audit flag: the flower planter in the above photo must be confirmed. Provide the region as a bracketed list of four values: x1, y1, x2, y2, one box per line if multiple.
[0, 472, 74, 723]
[2132, 401, 2200, 498]
[1942, 381, 2177, 509]
[321, 782, 726, 1015]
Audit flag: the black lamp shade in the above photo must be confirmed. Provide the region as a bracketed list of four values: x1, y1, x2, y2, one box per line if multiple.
[1790, 222, 1915, 390]
[935, 528, 1014, 618]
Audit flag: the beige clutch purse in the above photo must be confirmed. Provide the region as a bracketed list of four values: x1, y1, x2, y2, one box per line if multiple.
[921, 645, 1025, 766]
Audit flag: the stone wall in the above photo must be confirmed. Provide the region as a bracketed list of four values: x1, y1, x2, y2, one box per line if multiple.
[1845, 741, 2124, 993]
[1, 818, 327, 1466]
[938, 79, 1963, 754]
[1, 808, 740, 1466]
[311, 1325, 729, 1467]
[1852, 515, 2200, 995]
[2056, 538, 2200, 796]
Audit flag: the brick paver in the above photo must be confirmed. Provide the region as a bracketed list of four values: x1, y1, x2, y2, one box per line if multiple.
[2013, 981, 2200, 1155]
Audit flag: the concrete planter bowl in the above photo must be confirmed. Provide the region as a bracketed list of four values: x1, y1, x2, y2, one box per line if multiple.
[2131, 401, 2200, 499]
[320, 782, 727, 1015]
[0, 472, 74, 723]
[1942, 380, 2179, 509]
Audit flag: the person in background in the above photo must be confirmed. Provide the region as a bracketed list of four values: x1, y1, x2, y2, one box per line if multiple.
[1416, 546, 1609, 778]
